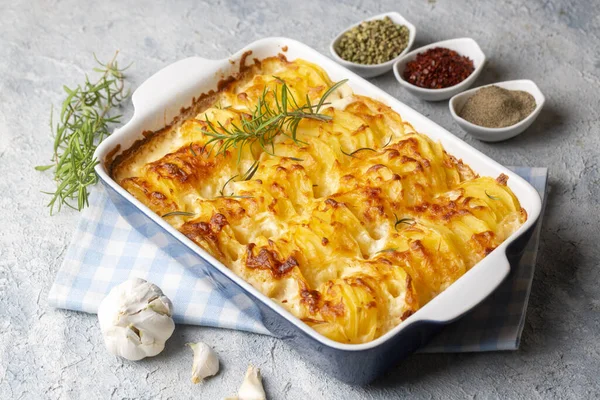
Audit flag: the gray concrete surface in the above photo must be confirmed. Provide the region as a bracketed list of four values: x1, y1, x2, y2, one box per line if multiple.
[1, 0, 599, 398]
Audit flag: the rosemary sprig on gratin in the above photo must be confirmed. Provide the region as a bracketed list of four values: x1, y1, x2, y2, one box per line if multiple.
[200, 78, 348, 162]
[36, 52, 130, 214]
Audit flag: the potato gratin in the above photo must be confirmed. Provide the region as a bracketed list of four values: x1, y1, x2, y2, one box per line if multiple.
[111, 56, 527, 344]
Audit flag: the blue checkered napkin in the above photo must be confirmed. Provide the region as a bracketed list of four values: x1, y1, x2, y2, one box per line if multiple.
[48, 167, 548, 352]
[48, 190, 270, 335]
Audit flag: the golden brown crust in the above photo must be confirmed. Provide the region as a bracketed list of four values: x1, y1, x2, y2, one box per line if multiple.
[108, 91, 221, 177]
[245, 243, 300, 279]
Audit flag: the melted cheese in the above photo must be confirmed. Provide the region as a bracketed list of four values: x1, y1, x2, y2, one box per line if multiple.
[112, 56, 527, 344]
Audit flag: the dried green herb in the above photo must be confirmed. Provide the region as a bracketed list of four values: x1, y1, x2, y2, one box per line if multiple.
[335, 17, 410, 65]
[36, 52, 130, 214]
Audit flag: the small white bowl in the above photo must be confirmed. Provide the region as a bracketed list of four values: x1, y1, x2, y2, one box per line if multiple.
[329, 12, 416, 79]
[449, 80, 545, 142]
[393, 38, 486, 101]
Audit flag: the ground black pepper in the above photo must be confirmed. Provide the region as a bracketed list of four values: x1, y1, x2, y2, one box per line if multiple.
[458, 85, 537, 128]
[403, 47, 474, 89]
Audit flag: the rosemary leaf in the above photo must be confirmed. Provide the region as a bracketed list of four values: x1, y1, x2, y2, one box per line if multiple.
[219, 174, 239, 197]
[383, 135, 393, 147]
[241, 160, 260, 181]
[393, 214, 415, 231]
[280, 156, 304, 162]
[37, 51, 130, 214]
[341, 146, 378, 158]
[376, 248, 398, 254]
[485, 190, 500, 200]
[162, 211, 196, 218]
[315, 79, 348, 113]
[215, 195, 254, 199]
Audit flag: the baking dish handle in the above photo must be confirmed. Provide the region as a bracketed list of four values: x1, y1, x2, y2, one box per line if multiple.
[413, 253, 511, 323]
[131, 56, 224, 113]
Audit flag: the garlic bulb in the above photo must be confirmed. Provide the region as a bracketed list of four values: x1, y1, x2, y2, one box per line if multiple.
[97, 278, 175, 361]
[188, 342, 219, 383]
[226, 365, 267, 400]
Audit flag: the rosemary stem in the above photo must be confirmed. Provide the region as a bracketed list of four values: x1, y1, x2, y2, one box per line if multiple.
[39, 51, 130, 214]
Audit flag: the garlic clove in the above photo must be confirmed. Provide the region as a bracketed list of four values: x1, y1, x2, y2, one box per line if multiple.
[188, 342, 220, 384]
[98, 278, 175, 361]
[226, 365, 267, 400]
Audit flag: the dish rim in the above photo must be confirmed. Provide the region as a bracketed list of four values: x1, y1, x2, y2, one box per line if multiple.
[94, 36, 542, 352]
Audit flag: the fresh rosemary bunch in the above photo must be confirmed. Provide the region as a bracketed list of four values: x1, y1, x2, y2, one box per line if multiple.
[36, 52, 130, 214]
[201, 78, 348, 161]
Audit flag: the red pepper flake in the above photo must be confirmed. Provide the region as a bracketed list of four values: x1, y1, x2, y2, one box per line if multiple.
[403, 47, 474, 89]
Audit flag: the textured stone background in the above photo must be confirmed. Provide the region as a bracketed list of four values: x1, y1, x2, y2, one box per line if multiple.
[1, 0, 599, 398]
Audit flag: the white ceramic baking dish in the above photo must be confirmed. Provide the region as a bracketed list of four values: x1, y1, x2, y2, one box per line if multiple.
[94, 37, 542, 384]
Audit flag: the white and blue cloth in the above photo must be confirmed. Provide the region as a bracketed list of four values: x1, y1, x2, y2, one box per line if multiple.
[49, 167, 548, 352]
